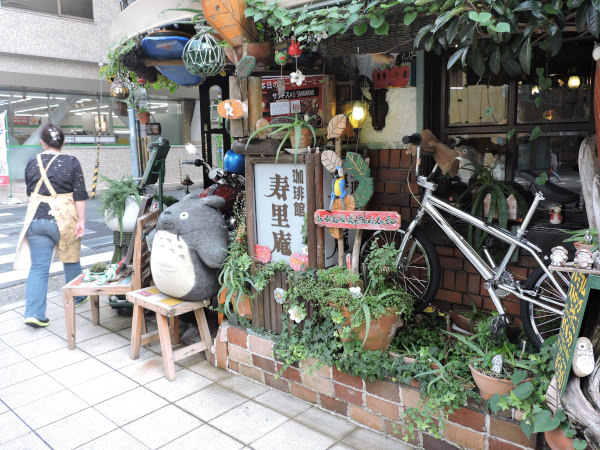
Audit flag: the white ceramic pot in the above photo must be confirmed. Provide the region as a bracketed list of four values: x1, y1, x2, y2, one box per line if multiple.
[105, 195, 139, 233]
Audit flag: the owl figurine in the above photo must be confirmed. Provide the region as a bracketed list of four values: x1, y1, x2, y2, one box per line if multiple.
[572, 337, 595, 377]
[491, 354, 503, 374]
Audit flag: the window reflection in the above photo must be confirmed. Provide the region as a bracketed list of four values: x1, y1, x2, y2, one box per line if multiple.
[447, 134, 507, 183]
[448, 71, 508, 126]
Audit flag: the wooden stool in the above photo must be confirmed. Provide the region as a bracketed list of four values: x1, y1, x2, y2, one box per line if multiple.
[127, 287, 212, 381]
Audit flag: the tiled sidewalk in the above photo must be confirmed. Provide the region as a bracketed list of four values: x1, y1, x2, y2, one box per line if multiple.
[0, 292, 416, 449]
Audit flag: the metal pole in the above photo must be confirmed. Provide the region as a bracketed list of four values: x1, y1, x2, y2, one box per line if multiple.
[128, 107, 140, 179]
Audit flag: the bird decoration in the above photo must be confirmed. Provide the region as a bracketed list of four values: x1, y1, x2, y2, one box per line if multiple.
[330, 166, 347, 210]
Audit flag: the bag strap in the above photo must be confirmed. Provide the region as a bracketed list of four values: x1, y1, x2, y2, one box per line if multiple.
[35, 153, 59, 196]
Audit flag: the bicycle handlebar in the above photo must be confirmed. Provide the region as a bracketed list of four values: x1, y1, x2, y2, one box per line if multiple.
[402, 133, 422, 146]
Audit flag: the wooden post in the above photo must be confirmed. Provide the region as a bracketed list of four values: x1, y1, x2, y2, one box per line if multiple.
[315, 154, 325, 269]
[248, 76, 263, 134]
[321, 74, 337, 126]
[335, 137, 344, 267]
[229, 76, 249, 138]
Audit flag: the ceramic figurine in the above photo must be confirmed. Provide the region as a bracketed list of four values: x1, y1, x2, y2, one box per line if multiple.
[550, 246, 569, 267]
[491, 354, 503, 374]
[549, 205, 563, 224]
[574, 248, 594, 269]
[595, 252, 600, 270]
[572, 337, 595, 377]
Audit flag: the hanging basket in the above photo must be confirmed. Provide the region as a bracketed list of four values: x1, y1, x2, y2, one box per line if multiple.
[183, 31, 225, 77]
[112, 100, 128, 117]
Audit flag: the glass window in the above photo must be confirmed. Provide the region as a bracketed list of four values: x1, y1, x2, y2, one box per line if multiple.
[2, 0, 93, 20]
[60, 0, 93, 20]
[2, 0, 58, 15]
[447, 133, 507, 183]
[448, 71, 508, 126]
[518, 79, 591, 124]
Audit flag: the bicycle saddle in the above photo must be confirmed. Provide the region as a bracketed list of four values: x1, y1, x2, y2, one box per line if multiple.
[519, 170, 579, 205]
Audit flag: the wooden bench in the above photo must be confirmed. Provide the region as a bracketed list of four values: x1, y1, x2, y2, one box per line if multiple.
[62, 209, 158, 350]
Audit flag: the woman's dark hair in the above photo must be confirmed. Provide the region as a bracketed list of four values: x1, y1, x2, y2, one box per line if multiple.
[40, 123, 65, 149]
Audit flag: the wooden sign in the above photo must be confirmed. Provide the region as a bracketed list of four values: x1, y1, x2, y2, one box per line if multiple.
[314, 210, 400, 230]
[554, 272, 591, 395]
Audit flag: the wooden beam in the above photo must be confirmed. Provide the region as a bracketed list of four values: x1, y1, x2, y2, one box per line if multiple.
[142, 58, 183, 67]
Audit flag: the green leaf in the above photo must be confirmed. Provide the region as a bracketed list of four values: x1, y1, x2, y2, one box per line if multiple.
[521, 419, 535, 437]
[445, 16, 462, 43]
[512, 381, 533, 399]
[573, 439, 588, 450]
[469, 11, 492, 24]
[588, 8, 600, 38]
[514, 1, 542, 12]
[353, 22, 369, 36]
[489, 394, 502, 413]
[374, 21, 389, 35]
[353, 178, 374, 209]
[576, 0, 591, 31]
[511, 369, 527, 385]
[345, 152, 371, 178]
[501, 51, 521, 77]
[519, 37, 532, 74]
[328, 22, 343, 35]
[507, 129, 515, 140]
[404, 11, 418, 25]
[494, 22, 511, 33]
[535, 97, 543, 108]
[489, 47, 501, 74]
[529, 126, 541, 141]
[448, 47, 468, 70]
[369, 14, 386, 28]
[470, 45, 485, 76]
[533, 410, 561, 433]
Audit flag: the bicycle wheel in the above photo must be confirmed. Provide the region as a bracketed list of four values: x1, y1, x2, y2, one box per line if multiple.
[520, 266, 569, 349]
[360, 227, 441, 312]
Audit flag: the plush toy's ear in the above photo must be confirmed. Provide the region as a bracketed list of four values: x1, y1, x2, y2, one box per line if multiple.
[201, 196, 226, 210]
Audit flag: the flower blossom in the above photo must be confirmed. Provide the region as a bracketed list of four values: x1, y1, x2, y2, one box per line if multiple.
[274, 288, 286, 304]
[288, 306, 306, 323]
[349, 286, 362, 298]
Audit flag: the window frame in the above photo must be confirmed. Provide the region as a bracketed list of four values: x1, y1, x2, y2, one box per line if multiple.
[2, 0, 94, 21]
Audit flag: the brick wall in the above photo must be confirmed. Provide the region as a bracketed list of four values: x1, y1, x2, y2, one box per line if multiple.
[367, 148, 536, 317]
[211, 323, 539, 449]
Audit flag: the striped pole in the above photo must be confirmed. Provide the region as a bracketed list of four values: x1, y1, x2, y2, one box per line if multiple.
[90, 128, 101, 198]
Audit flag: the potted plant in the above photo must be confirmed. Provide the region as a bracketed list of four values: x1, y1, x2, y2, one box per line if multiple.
[137, 106, 150, 124]
[100, 175, 141, 244]
[448, 296, 489, 335]
[246, 113, 319, 161]
[89, 262, 107, 276]
[562, 227, 598, 252]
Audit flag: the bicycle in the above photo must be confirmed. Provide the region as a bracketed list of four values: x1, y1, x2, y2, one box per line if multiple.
[360, 132, 570, 349]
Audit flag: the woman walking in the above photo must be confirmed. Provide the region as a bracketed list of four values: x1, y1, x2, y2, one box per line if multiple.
[15, 124, 88, 327]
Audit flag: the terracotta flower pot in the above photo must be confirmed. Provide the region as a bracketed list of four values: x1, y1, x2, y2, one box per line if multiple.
[224, 41, 274, 64]
[289, 128, 314, 149]
[218, 288, 252, 324]
[449, 310, 479, 335]
[137, 112, 150, 124]
[469, 364, 516, 400]
[338, 306, 404, 351]
[573, 241, 593, 252]
[544, 427, 575, 450]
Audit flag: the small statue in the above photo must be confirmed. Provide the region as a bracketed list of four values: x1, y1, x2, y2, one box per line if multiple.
[574, 248, 594, 269]
[491, 354, 503, 374]
[550, 246, 569, 267]
[549, 205, 563, 224]
[329, 166, 347, 210]
[572, 337, 595, 377]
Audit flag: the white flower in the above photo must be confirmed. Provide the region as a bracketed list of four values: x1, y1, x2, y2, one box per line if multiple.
[349, 286, 362, 298]
[290, 70, 305, 87]
[302, 245, 309, 256]
[288, 305, 306, 323]
[274, 288, 286, 304]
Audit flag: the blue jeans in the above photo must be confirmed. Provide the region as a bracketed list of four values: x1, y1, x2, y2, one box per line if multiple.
[25, 219, 83, 320]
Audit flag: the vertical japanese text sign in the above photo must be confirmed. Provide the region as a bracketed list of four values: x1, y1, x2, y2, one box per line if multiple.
[0, 112, 9, 186]
[254, 163, 307, 263]
[554, 272, 590, 395]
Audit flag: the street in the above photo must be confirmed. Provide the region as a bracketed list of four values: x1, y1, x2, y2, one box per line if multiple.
[0, 198, 115, 310]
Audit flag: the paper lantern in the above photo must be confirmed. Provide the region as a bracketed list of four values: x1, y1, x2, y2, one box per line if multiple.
[183, 31, 225, 77]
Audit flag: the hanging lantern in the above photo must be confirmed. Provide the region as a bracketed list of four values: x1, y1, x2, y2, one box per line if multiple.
[275, 50, 288, 66]
[183, 31, 225, 78]
[110, 76, 130, 100]
[288, 39, 302, 58]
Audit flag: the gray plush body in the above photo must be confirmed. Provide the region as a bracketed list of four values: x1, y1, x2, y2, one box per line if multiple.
[151, 196, 228, 301]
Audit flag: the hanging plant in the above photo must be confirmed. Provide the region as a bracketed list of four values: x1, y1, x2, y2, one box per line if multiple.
[183, 29, 226, 77]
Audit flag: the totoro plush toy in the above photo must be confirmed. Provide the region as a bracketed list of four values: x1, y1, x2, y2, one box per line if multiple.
[151, 195, 228, 301]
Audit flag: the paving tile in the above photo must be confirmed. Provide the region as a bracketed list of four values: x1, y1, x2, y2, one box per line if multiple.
[29, 347, 90, 373]
[184, 359, 233, 382]
[219, 374, 270, 399]
[70, 370, 139, 405]
[94, 386, 168, 426]
[0, 347, 25, 368]
[252, 419, 336, 450]
[45, 303, 66, 321]
[176, 383, 247, 422]
[341, 427, 414, 449]
[123, 404, 203, 448]
[253, 389, 312, 418]
[48, 358, 113, 388]
[76, 427, 149, 449]
[115, 326, 133, 340]
[0, 317, 30, 335]
[119, 355, 177, 384]
[0, 360, 44, 390]
[77, 332, 130, 356]
[13, 389, 88, 429]
[209, 400, 288, 445]
[328, 444, 356, 450]
[100, 315, 133, 332]
[79, 305, 120, 322]
[0, 401, 7, 414]
[37, 407, 117, 449]
[0, 327, 53, 347]
[145, 368, 212, 402]
[0, 339, 8, 352]
[295, 407, 357, 440]
[0, 373, 64, 409]
[0, 431, 49, 449]
[0, 310, 21, 323]
[161, 424, 244, 450]
[95, 345, 153, 370]
[0, 411, 31, 445]
[14, 334, 67, 359]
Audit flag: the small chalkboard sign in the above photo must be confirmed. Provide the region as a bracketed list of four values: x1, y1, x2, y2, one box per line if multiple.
[554, 272, 591, 395]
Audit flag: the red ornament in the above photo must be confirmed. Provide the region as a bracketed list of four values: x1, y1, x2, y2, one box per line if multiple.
[288, 39, 302, 58]
[137, 76, 147, 85]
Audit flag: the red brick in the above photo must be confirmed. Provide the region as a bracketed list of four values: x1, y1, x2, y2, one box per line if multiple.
[385, 182, 403, 194]
[436, 246, 454, 256]
[422, 433, 460, 449]
[443, 422, 485, 449]
[239, 364, 265, 383]
[455, 272, 468, 292]
[365, 379, 400, 402]
[401, 150, 412, 167]
[440, 256, 464, 270]
[436, 289, 462, 304]
[332, 367, 363, 389]
[375, 181, 385, 193]
[303, 373, 334, 396]
[248, 334, 273, 358]
[349, 406, 384, 431]
[378, 168, 405, 181]
[214, 334, 228, 370]
[228, 345, 251, 365]
[468, 274, 481, 294]
[300, 358, 331, 378]
[253, 354, 275, 373]
[278, 363, 302, 383]
[488, 437, 533, 450]
[507, 265, 528, 280]
[442, 269, 455, 290]
[389, 149, 401, 168]
[384, 420, 420, 446]
[334, 382, 363, 406]
[265, 372, 289, 393]
[229, 360, 239, 372]
[489, 417, 537, 448]
[447, 407, 485, 432]
[400, 387, 422, 408]
[228, 326, 248, 349]
[291, 382, 318, 404]
[320, 394, 348, 416]
[380, 149, 390, 167]
[366, 395, 400, 420]
[369, 150, 380, 166]
[464, 261, 478, 273]
[401, 207, 412, 220]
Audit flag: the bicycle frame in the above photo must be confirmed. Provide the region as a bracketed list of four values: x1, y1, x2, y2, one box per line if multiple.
[397, 146, 568, 317]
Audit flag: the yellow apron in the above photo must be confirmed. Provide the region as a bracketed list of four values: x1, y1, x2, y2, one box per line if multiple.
[14, 154, 82, 270]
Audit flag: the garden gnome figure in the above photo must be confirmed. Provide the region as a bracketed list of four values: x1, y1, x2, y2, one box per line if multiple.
[550, 246, 569, 266]
[549, 205, 563, 224]
[572, 337, 595, 377]
[491, 354, 503, 374]
[329, 166, 347, 210]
